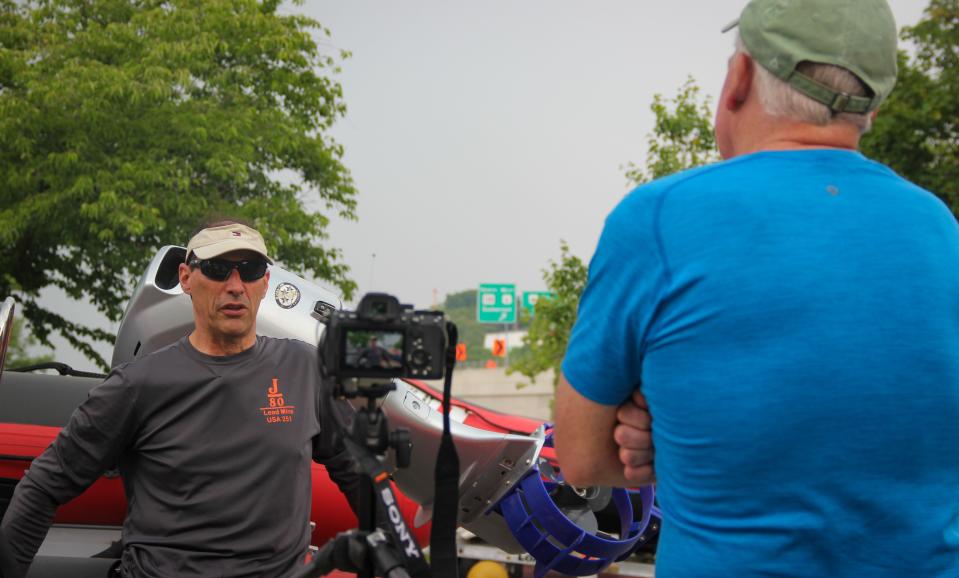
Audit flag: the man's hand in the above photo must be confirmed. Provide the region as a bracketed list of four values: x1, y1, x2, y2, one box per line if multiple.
[614, 391, 655, 485]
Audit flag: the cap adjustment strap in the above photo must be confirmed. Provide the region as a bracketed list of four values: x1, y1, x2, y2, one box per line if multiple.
[786, 70, 874, 114]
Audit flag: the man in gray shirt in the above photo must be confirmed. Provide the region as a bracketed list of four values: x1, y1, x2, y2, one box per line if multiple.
[1, 220, 359, 577]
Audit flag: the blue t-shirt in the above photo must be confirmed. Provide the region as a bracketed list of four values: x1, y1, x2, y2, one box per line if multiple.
[563, 149, 959, 577]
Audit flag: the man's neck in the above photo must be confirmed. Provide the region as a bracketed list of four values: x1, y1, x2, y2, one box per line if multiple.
[189, 331, 257, 357]
[730, 116, 861, 158]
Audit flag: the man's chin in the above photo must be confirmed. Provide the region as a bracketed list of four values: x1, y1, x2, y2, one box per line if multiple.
[211, 319, 254, 339]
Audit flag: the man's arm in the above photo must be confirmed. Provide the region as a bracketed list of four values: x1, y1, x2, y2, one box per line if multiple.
[0, 526, 20, 578]
[0, 370, 137, 578]
[554, 373, 634, 488]
[0, 480, 56, 578]
[553, 181, 665, 491]
[555, 375, 656, 489]
[313, 397, 361, 514]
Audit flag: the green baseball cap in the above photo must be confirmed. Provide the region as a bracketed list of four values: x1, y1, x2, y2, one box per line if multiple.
[723, 0, 898, 113]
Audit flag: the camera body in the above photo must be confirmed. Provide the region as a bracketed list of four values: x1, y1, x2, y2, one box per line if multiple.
[322, 293, 448, 380]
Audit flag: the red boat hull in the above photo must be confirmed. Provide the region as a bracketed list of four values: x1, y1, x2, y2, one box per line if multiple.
[0, 375, 548, 549]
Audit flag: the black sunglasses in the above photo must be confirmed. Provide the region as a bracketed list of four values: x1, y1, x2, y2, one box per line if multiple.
[189, 257, 268, 282]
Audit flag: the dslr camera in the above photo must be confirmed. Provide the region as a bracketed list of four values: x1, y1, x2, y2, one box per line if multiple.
[321, 293, 448, 380]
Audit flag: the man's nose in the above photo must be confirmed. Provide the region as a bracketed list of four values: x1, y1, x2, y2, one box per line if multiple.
[224, 268, 244, 292]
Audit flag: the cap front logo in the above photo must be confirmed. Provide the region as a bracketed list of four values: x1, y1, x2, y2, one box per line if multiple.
[232, 231, 241, 237]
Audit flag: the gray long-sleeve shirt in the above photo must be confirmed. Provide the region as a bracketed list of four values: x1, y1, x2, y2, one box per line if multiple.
[1, 336, 359, 578]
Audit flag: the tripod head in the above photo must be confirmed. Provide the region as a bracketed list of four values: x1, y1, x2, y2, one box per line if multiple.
[334, 378, 413, 471]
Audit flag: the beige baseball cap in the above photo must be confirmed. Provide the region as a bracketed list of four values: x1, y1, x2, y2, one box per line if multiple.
[185, 223, 273, 264]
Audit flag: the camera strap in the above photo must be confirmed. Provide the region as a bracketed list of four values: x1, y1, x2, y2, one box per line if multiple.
[429, 322, 460, 578]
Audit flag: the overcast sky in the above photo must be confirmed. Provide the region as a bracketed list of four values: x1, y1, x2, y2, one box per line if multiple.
[37, 0, 929, 370]
[317, 0, 927, 307]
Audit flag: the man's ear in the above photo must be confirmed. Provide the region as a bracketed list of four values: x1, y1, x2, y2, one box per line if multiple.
[179, 263, 192, 295]
[722, 52, 754, 112]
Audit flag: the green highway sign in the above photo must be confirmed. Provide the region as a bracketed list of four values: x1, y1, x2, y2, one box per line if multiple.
[522, 291, 555, 315]
[477, 283, 516, 324]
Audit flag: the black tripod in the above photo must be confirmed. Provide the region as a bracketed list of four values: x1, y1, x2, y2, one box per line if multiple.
[296, 320, 461, 578]
[292, 380, 427, 578]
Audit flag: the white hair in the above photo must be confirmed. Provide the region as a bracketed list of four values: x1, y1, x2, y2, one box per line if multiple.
[735, 35, 873, 134]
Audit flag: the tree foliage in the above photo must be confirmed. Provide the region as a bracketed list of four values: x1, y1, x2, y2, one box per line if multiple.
[509, 242, 588, 387]
[0, 0, 357, 368]
[515, 81, 717, 388]
[624, 78, 719, 186]
[861, 0, 959, 217]
[5, 317, 55, 368]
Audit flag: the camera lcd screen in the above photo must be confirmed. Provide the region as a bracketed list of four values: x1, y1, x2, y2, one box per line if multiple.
[343, 330, 404, 372]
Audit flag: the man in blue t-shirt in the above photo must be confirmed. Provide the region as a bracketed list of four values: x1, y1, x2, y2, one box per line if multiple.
[554, 0, 959, 576]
